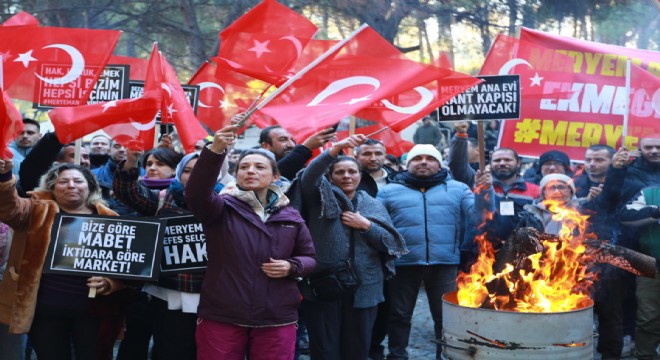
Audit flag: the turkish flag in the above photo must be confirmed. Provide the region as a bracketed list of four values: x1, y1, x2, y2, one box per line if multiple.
[160, 55, 209, 153]
[292, 39, 339, 73]
[259, 26, 459, 142]
[215, 0, 317, 86]
[479, 34, 518, 76]
[0, 91, 23, 159]
[49, 43, 162, 148]
[336, 124, 414, 157]
[109, 55, 148, 80]
[0, 26, 120, 105]
[355, 71, 481, 132]
[189, 61, 270, 132]
[436, 51, 453, 70]
[628, 64, 660, 139]
[2, 11, 39, 26]
[480, 32, 577, 101]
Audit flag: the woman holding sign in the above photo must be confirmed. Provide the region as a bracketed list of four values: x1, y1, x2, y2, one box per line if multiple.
[0, 160, 123, 360]
[185, 124, 316, 360]
[114, 147, 215, 360]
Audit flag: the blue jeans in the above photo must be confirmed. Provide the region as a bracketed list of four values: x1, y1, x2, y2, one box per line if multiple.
[386, 265, 458, 360]
[0, 323, 26, 360]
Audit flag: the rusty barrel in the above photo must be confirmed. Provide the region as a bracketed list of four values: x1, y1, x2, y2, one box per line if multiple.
[441, 292, 593, 360]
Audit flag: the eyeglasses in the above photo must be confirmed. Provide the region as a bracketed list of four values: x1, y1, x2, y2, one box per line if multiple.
[546, 184, 570, 192]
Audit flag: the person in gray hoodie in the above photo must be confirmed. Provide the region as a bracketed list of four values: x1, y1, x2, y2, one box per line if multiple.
[291, 134, 407, 360]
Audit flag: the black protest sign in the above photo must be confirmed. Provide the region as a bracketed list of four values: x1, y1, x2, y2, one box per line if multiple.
[86, 65, 130, 104]
[438, 75, 520, 120]
[44, 214, 165, 280]
[160, 215, 207, 273]
[129, 81, 200, 114]
[34, 64, 130, 110]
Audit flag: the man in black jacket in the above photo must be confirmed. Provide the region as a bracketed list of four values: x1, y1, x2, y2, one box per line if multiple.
[259, 125, 335, 180]
[355, 139, 394, 198]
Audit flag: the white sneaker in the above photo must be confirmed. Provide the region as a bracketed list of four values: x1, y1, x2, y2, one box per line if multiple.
[621, 335, 634, 357]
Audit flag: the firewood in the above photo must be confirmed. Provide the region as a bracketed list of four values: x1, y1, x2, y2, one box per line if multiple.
[493, 227, 656, 279]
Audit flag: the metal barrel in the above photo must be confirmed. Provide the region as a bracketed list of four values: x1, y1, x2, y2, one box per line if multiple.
[441, 292, 593, 360]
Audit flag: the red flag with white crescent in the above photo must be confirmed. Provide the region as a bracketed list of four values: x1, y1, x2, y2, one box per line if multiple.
[259, 27, 463, 142]
[215, 0, 317, 86]
[50, 43, 162, 149]
[189, 61, 270, 132]
[0, 26, 120, 105]
[160, 55, 209, 153]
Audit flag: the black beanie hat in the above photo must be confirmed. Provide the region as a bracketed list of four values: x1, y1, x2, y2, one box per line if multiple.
[539, 150, 571, 170]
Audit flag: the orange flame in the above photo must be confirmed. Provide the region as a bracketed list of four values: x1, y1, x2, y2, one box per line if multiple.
[457, 200, 595, 312]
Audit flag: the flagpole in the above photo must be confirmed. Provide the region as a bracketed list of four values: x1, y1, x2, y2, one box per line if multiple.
[237, 23, 370, 127]
[622, 59, 631, 145]
[365, 126, 390, 138]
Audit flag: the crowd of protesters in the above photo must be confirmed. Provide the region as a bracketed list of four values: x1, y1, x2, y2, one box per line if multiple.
[0, 116, 659, 360]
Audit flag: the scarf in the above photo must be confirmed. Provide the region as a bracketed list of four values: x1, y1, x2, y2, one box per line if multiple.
[142, 176, 175, 189]
[396, 169, 448, 190]
[288, 175, 407, 279]
[221, 181, 290, 222]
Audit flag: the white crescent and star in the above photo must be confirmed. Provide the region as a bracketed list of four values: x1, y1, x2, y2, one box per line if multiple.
[34, 44, 85, 85]
[197, 82, 225, 108]
[248, 40, 272, 58]
[307, 76, 380, 107]
[14, 50, 36, 67]
[382, 87, 434, 114]
[161, 83, 172, 96]
[499, 58, 543, 88]
[498, 58, 533, 75]
[166, 104, 177, 116]
[102, 100, 117, 112]
[130, 116, 157, 131]
[279, 36, 303, 57]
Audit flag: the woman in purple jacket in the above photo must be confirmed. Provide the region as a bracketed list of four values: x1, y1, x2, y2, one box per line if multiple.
[185, 125, 316, 360]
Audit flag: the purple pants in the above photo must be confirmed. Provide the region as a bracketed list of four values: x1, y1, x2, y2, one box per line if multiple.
[196, 317, 296, 360]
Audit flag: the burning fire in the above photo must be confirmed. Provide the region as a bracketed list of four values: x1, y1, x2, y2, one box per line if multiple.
[457, 200, 595, 312]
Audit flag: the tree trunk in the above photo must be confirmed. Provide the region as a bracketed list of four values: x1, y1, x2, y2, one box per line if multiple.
[178, 0, 207, 69]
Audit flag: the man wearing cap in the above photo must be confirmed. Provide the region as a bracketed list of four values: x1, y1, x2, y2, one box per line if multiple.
[377, 144, 495, 360]
[518, 173, 579, 233]
[523, 150, 573, 185]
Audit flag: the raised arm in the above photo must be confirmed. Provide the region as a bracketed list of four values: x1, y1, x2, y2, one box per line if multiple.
[112, 149, 160, 216]
[448, 121, 476, 188]
[185, 125, 236, 225]
[278, 127, 335, 180]
[299, 134, 366, 197]
[0, 159, 34, 230]
[18, 132, 64, 193]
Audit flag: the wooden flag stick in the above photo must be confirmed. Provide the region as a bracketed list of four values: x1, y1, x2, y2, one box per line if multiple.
[234, 85, 273, 128]
[365, 126, 390, 138]
[74, 139, 82, 166]
[477, 120, 486, 170]
[88, 286, 97, 298]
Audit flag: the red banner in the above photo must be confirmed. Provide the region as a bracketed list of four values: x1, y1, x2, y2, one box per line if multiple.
[497, 28, 660, 160]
